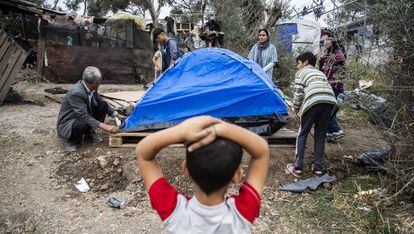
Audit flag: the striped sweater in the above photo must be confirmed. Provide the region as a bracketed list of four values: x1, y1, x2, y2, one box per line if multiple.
[293, 65, 337, 117]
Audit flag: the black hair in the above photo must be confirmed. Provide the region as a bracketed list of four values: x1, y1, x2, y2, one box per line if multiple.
[296, 52, 317, 67]
[258, 28, 270, 38]
[186, 137, 243, 195]
[152, 27, 165, 52]
[325, 37, 347, 59]
[152, 28, 164, 40]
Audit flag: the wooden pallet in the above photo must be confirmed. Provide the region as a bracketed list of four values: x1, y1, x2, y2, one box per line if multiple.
[109, 128, 297, 148]
[0, 30, 28, 105]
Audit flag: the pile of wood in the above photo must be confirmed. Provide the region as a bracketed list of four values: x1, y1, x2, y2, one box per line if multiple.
[101, 90, 145, 115]
[0, 30, 28, 105]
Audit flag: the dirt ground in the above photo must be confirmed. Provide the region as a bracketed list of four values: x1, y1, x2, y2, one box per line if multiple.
[0, 80, 391, 233]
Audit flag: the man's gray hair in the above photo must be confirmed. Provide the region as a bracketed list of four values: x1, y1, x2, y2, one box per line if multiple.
[82, 66, 102, 84]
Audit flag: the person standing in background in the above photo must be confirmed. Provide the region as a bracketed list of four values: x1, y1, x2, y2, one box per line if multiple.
[152, 41, 163, 81]
[318, 37, 346, 142]
[152, 28, 180, 72]
[248, 29, 278, 79]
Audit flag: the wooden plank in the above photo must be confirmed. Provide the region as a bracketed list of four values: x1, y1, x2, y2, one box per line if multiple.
[268, 128, 297, 139]
[269, 144, 296, 149]
[105, 98, 123, 109]
[111, 132, 151, 137]
[110, 142, 294, 149]
[0, 39, 12, 64]
[109, 129, 298, 148]
[0, 31, 7, 49]
[109, 143, 183, 148]
[112, 99, 131, 107]
[0, 44, 21, 88]
[101, 91, 144, 102]
[0, 42, 19, 79]
[0, 48, 27, 105]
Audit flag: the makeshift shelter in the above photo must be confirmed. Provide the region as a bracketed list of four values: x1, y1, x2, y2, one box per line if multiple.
[37, 12, 153, 84]
[123, 48, 288, 136]
[276, 18, 322, 55]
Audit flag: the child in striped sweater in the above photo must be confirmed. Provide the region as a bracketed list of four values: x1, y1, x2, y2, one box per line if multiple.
[287, 52, 337, 177]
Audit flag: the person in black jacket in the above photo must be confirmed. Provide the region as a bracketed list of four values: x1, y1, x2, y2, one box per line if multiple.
[57, 66, 125, 152]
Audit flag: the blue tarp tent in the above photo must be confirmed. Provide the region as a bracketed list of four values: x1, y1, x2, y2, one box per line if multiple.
[122, 48, 288, 135]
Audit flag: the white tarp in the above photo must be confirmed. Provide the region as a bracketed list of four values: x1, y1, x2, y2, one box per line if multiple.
[276, 18, 322, 55]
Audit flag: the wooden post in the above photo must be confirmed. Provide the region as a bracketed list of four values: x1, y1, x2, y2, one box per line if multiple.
[21, 13, 27, 40]
[36, 39, 45, 77]
[126, 21, 134, 48]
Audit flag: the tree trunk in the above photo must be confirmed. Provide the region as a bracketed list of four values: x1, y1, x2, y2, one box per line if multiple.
[201, 0, 207, 25]
[148, 6, 158, 27]
[83, 0, 87, 16]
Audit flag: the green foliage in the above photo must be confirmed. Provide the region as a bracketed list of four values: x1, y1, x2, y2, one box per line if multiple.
[343, 59, 391, 99]
[210, 0, 287, 56]
[273, 50, 296, 91]
[279, 175, 401, 233]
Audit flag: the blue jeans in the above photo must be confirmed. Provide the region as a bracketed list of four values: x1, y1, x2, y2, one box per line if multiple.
[328, 88, 342, 133]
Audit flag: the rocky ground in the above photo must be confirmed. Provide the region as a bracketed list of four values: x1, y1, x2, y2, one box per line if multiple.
[1, 80, 403, 233]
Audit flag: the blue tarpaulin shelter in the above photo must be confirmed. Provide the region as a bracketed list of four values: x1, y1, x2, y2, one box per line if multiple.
[122, 48, 287, 135]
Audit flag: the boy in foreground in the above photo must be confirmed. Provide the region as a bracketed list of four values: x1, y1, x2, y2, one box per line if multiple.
[287, 52, 337, 177]
[136, 116, 269, 233]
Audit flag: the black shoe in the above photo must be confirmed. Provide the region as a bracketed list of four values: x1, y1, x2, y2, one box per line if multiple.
[64, 140, 78, 152]
[85, 131, 103, 143]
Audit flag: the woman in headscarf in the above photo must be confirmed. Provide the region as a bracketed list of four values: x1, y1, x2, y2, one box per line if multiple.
[248, 29, 278, 79]
[318, 36, 346, 142]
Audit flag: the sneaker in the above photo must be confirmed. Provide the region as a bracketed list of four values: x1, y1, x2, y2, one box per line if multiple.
[314, 170, 323, 177]
[286, 163, 302, 177]
[64, 140, 78, 152]
[85, 131, 103, 143]
[327, 130, 344, 143]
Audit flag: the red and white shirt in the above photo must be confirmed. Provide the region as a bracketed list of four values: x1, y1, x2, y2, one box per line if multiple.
[148, 178, 261, 234]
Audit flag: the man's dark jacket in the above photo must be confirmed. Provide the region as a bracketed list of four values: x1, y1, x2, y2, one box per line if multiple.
[57, 81, 115, 139]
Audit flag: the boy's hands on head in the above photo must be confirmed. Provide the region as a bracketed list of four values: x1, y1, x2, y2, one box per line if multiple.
[187, 124, 218, 152]
[177, 116, 221, 144]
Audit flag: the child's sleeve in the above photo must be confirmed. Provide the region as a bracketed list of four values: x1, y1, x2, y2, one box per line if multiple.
[231, 182, 261, 224]
[292, 71, 305, 112]
[148, 178, 179, 221]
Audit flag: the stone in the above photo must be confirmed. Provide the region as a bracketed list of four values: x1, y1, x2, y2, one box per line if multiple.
[96, 155, 108, 169]
[113, 158, 120, 166]
[122, 160, 141, 183]
[25, 161, 34, 166]
[100, 183, 109, 191]
[46, 150, 54, 155]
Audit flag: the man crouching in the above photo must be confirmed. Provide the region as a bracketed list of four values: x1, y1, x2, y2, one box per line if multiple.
[57, 66, 125, 152]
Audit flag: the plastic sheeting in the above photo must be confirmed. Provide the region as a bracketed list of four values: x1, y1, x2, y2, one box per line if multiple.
[122, 48, 288, 135]
[279, 174, 336, 193]
[276, 18, 322, 55]
[357, 146, 391, 171]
